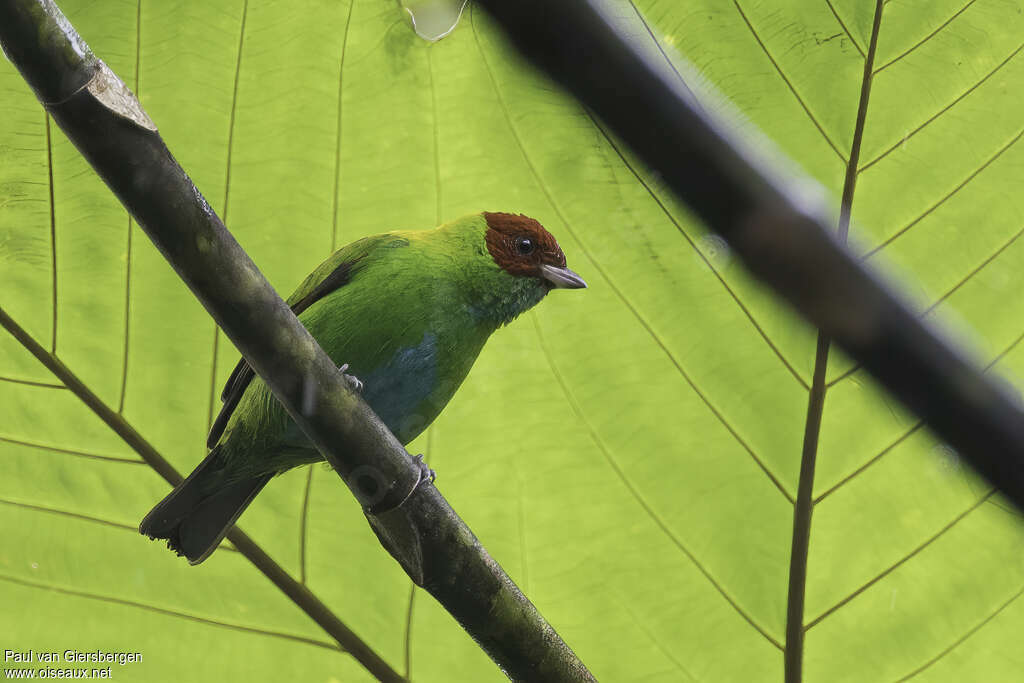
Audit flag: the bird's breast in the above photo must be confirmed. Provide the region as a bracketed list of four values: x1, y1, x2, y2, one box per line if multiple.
[359, 331, 443, 444]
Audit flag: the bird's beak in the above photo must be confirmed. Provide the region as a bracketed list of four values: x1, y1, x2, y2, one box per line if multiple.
[540, 264, 588, 289]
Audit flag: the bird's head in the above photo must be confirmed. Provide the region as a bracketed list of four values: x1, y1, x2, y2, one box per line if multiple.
[483, 212, 588, 291]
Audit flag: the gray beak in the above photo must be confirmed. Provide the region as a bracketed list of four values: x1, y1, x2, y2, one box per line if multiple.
[540, 264, 588, 289]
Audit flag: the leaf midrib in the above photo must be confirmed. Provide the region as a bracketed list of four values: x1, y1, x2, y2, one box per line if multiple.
[203, 0, 250, 439]
[783, 2, 886, 682]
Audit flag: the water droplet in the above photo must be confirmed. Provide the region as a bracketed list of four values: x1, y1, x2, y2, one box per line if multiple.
[30, 562, 38, 570]
[402, 0, 468, 42]
[899, 129, 911, 152]
[696, 233, 731, 269]
[931, 443, 962, 476]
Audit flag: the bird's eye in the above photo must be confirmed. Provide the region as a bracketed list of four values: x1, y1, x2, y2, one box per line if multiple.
[516, 237, 534, 255]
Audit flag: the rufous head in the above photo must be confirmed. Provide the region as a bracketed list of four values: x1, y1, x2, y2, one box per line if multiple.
[483, 212, 587, 289]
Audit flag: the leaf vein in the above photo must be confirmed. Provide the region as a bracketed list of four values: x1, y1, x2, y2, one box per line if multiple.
[118, 0, 140, 415]
[0, 495, 243, 554]
[0, 496, 142, 533]
[0, 434, 144, 465]
[832, 210, 1024, 390]
[118, 215, 132, 414]
[530, 314, 784, 651]
[205, 0, 252, 440]
[330, 0, 355, 252]
[816, 328, 1024, 501]
[587, 112, 810, 391]
[427, 45, 442, 226]
[863, 126, 1024, 258]
[472, 6, 793, 503]
[0, 306, 401, 681]
[205, 328, 221, 436]
[610, 591, 699, 681]
[874, 0, 979, 75]
[625, 0, 703, 108]
[921, 223, 1024, 313]
[0, 375, 65, 389]
[0, 573, 340, 651]
[733, 0, 848, 164]
[299, 467, 314, 585]
[46, 113, 57, 354]
[403, 426, 434, 678]
[805, 490, 994, 630]
[860, 42, 1024, 173]
[895, 584, 1024, 681]
[403, 583, 416, 679]
[823, 0, 866, 58]
[785, 2, 886, 678]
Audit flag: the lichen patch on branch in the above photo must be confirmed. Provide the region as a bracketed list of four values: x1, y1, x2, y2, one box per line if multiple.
[86, 60, 156, 132]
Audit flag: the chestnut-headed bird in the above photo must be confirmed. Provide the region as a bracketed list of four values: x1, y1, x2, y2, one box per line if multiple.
[140, 212, 587, 563]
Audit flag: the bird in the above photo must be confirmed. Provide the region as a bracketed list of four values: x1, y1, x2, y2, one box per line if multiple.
[140, 211, 587, 564]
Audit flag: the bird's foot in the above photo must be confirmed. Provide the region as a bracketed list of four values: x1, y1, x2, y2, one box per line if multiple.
[338, 363, 364, 393]
[413, 454, 436, 484]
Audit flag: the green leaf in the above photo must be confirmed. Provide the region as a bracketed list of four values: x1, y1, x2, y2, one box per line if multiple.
[2, 0, 1023, 681]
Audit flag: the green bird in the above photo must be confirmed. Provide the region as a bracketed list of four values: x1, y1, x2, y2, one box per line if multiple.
[140, 211, 586, 564]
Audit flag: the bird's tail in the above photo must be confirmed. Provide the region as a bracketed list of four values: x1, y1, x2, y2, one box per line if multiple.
[139, 446, 272, 565]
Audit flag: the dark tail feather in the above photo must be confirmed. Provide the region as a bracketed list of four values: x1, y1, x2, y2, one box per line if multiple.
[140, 448, 272, 565]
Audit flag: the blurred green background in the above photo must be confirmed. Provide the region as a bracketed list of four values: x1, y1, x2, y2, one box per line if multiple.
[2, 0, 1024, 680]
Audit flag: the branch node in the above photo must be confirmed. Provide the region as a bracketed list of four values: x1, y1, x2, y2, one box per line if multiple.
[365, 490, 429, 585]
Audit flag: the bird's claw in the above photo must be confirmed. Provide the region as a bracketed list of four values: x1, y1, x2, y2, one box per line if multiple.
[413, 454, 436, 483]
[338, 363, 364, 393]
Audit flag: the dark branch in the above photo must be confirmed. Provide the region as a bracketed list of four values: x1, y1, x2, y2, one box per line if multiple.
[0, 1, 594, 680]
[475, 0, 1024, 513]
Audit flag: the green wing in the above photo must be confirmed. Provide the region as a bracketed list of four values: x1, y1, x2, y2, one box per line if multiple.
[206, 234, 405, 449]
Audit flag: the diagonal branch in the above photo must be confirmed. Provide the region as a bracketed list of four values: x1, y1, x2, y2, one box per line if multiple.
[0, 1, 594, 681]
[0, 304, 401, 682]
[474, 0, 1024, 520]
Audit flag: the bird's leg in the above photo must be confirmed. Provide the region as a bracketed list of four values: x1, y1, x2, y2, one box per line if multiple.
[413, 453, 436, 483]
[338, 363, 364, 393]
